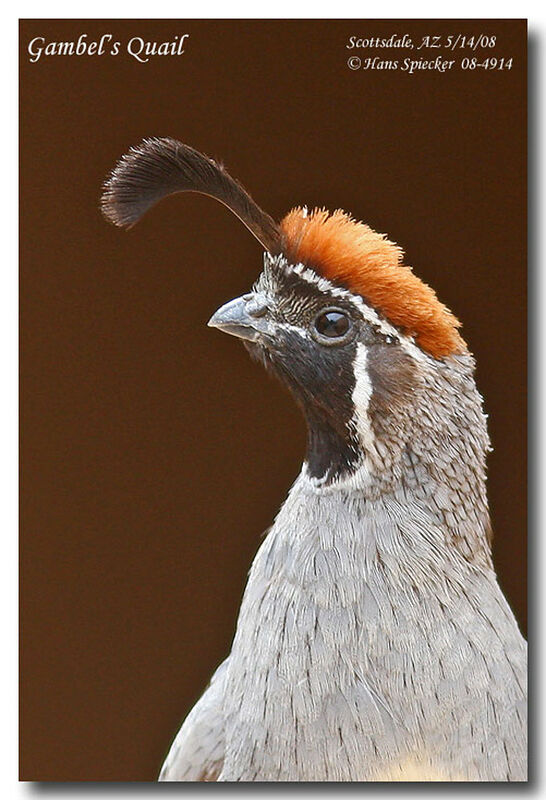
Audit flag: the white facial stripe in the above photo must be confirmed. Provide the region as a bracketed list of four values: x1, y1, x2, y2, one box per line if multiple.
[299, 344, 378, 495]
[351, 343, 376, 452]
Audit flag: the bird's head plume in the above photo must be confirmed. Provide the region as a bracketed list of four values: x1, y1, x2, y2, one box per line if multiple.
[102, 137, 463, 361]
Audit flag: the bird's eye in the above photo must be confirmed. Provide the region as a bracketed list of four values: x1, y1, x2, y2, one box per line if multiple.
[313, 309, 352, 344]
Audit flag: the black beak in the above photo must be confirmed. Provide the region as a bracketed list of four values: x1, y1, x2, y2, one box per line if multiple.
[208, 294, 271, 342]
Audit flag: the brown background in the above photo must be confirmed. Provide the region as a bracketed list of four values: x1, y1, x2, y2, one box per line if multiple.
[20, 19, 527, 781]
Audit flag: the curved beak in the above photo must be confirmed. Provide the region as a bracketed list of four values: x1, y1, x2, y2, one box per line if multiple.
[208, 294, 271, 342]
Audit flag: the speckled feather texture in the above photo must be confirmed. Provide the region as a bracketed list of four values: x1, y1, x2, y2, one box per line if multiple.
[159, 350, 527, 782]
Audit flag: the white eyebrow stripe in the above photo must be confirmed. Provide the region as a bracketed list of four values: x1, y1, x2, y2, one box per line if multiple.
[264, 252, 426, 357]
[262, 252, 435, 370]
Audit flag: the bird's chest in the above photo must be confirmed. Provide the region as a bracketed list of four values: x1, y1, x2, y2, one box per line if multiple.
[220, 523, 417, 780]
[218, 490, 525, 781]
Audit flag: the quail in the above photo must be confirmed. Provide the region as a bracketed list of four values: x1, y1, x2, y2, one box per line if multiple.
[101, 138, 527, 782]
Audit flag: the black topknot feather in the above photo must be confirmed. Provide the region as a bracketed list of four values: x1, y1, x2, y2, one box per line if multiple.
[101, 137, 280, 252]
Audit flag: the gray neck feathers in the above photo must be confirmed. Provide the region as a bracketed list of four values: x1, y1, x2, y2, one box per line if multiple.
[337, 347, 493, 569]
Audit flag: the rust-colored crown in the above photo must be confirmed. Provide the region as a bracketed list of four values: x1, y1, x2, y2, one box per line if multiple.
[280, 207, 464, 359]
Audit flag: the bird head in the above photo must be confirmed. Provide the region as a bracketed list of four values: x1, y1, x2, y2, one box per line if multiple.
[102, 138, 488, 506]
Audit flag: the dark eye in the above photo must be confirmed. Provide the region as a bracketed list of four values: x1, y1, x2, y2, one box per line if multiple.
[313, 309, 352, 343]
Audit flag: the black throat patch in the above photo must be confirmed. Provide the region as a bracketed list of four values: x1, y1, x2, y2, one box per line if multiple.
[246, 329, 361, 484]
